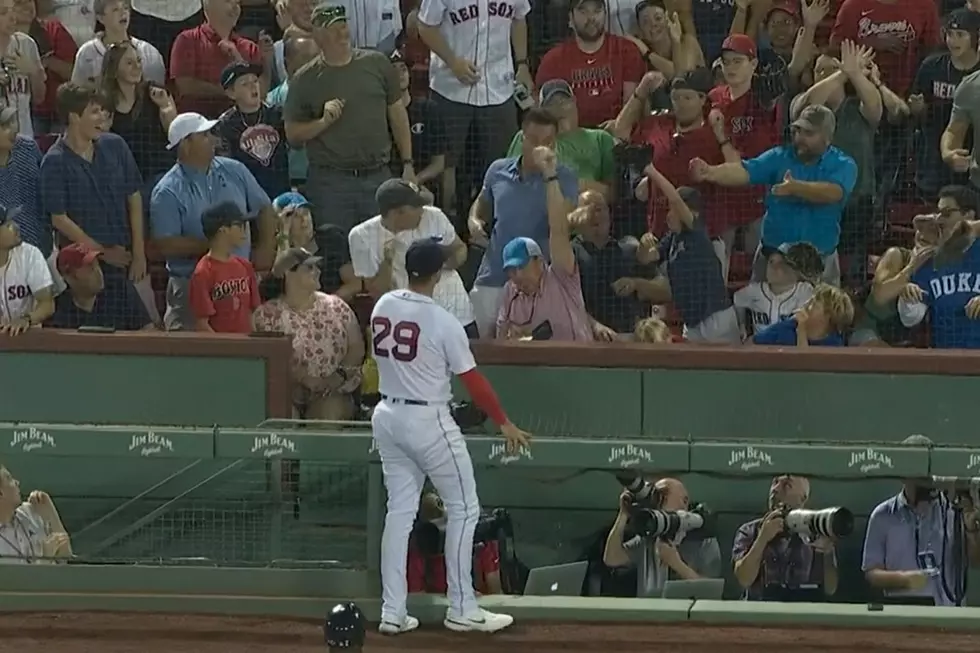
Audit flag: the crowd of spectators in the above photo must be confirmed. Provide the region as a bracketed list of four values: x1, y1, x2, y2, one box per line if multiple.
[1, 0, 980, 365]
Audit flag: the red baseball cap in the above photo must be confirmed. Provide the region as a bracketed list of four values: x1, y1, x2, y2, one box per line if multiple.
[767, 1, 800, 20]
[721, 34, 758, 59]
[57, 243, 100, 275]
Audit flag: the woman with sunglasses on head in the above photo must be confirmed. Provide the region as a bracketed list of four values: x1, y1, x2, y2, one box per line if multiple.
[613, 67, 740, 274]
[98, 40, 176, 185]
[255, 247, 364, 420]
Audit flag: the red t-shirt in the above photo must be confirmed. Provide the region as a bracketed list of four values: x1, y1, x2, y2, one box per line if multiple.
[35, 19, 77, 122]
[635, 113, 728, 237]
[170, 23, 262, 117]
[535, 35, 646, 128]
[708, 85, 781, 229]
[830, 0, 940, 96]
[188, 254, 260, 333]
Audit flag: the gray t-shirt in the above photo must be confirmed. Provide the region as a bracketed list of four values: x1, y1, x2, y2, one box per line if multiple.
[950, 70, 980, 189]
[624, 535, 723, 598]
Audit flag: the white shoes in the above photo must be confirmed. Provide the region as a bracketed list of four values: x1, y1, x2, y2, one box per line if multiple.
[378, 615, 419, 635]
[444, 608, 514, 633]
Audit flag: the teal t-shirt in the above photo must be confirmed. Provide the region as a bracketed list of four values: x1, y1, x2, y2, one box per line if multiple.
[266, 82, 308, 182]
[506, 127, 615, 183]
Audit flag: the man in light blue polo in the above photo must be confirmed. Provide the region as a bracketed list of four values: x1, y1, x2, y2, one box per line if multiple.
[466, 107, 578, 336]
[150, 113, 278, 331]
[862, 435, 980, 607]
[691, 104, 857, 287]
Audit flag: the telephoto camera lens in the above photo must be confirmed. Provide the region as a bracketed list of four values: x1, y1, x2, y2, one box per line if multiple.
[784, 507, 854, 539]
[630, 508, 705, 540]
[615, 470, 654, 504]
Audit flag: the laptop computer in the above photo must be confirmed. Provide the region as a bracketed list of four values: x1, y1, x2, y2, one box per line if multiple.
[661, 579, 725, 600]
[523, 561, 589, 597]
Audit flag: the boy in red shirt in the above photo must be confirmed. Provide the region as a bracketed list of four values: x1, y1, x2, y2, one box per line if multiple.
[189, 202, 260, 333]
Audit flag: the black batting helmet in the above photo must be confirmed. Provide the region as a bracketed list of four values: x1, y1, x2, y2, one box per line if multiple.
[325, 602, 366, 649]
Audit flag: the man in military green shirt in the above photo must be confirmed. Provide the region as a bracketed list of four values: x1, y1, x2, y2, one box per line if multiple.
[284, 3, 414, 233]
[506, 79, 617, 203]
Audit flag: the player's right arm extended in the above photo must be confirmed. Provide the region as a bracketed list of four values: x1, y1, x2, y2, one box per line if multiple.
[457, 368, 509, 427]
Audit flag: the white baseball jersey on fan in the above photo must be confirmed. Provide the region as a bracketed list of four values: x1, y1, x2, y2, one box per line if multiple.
[733, 281, 813, 333]
[332, 0, 403, 54]
[417, 0, 531, 106]
[348, 207, 475, 327]
[370, 288, 483, 623]
[0, 243, 54, 324]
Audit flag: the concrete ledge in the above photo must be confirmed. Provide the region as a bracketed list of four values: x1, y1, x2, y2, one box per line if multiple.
[689, 599, 980, 629]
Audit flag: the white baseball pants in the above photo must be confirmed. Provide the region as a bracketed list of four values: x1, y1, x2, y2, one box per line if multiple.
[372, 400, 482, 622]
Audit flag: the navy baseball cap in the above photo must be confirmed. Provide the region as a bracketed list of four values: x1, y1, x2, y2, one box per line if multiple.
[539, 79, 574, 105]
[405, 236, 447, 279]
[273, 191, 313, 211]
[946, 8, 980, 33]
[502, 237, 544, 270]
[220, 61, 263, 89]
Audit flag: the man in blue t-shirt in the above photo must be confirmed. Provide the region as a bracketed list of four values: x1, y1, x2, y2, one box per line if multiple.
[753, 283, 853, 346]
[898, 186, 980, 348]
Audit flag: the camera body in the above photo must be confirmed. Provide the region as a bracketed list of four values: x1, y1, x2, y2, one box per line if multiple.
[614, 470, 715, 541]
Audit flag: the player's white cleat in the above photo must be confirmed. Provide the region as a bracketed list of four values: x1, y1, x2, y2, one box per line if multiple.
[444, 608, 514, 633]
[378, 615, 420, 635]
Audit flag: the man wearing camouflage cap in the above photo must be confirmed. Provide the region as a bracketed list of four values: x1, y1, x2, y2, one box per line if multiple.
[284, 3, 414, 234]
[691, 104, 857, 287]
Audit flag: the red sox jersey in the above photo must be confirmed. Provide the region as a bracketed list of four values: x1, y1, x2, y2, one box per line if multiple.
[370, 289, 475, 403]
[417, 0, 531, 106]
[0, 243, 54, 325]
[733, 281, 813, 335]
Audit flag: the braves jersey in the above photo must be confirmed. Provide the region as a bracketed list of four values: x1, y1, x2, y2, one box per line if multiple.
[900, 240, 980, 349]
[733, 281, 813, 335]
[417, 0, 531, 106]
[0, 243, 54, 324]
[370, 289, 476, 403]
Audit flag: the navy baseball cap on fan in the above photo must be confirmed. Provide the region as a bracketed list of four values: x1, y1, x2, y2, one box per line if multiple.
[201, 201, 253, 239]
[220, 61, 263, 89]
[670, 68, 713, 95]
[502, 237, 544, 270]
[539, 79, 574, 105]
[946, 7, 980, 33]
[405, 236, 447, 279]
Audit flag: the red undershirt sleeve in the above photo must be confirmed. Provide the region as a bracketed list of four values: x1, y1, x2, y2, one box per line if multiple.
[457, 368, 508, 427]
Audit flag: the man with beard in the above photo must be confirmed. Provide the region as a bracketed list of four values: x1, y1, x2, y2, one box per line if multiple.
[535, 0, 646, 127]
[691, 104, 857, 286]
[911, 9, 980, 201]
[898, 185, 980, 349]
[613, 68, 741, 274]
[214, 61, 289, 198]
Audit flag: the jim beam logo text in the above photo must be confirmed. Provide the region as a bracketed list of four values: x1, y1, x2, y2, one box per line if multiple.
[967, 453, 980, 472]
[608, 444, 654, 468]
[847, 447, 895, 473]
[251, 433, 297, 458]
[128, 431, 174, 457]
[728, 446, 774, 471]
[10, 426, 56, 453]
[488, 442, 533, 465]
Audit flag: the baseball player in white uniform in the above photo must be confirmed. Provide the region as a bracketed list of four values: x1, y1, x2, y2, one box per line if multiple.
[0, 208, 55, 334]
[416, 0, 532, 213]
[371, 237, 529, 636]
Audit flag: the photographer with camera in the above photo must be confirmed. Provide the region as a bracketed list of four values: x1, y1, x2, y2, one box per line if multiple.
[862, 436, 980, 606]
[732, 475, 841, 601]
[407, 491, 512, 597]
[603, 477, 721, 598]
